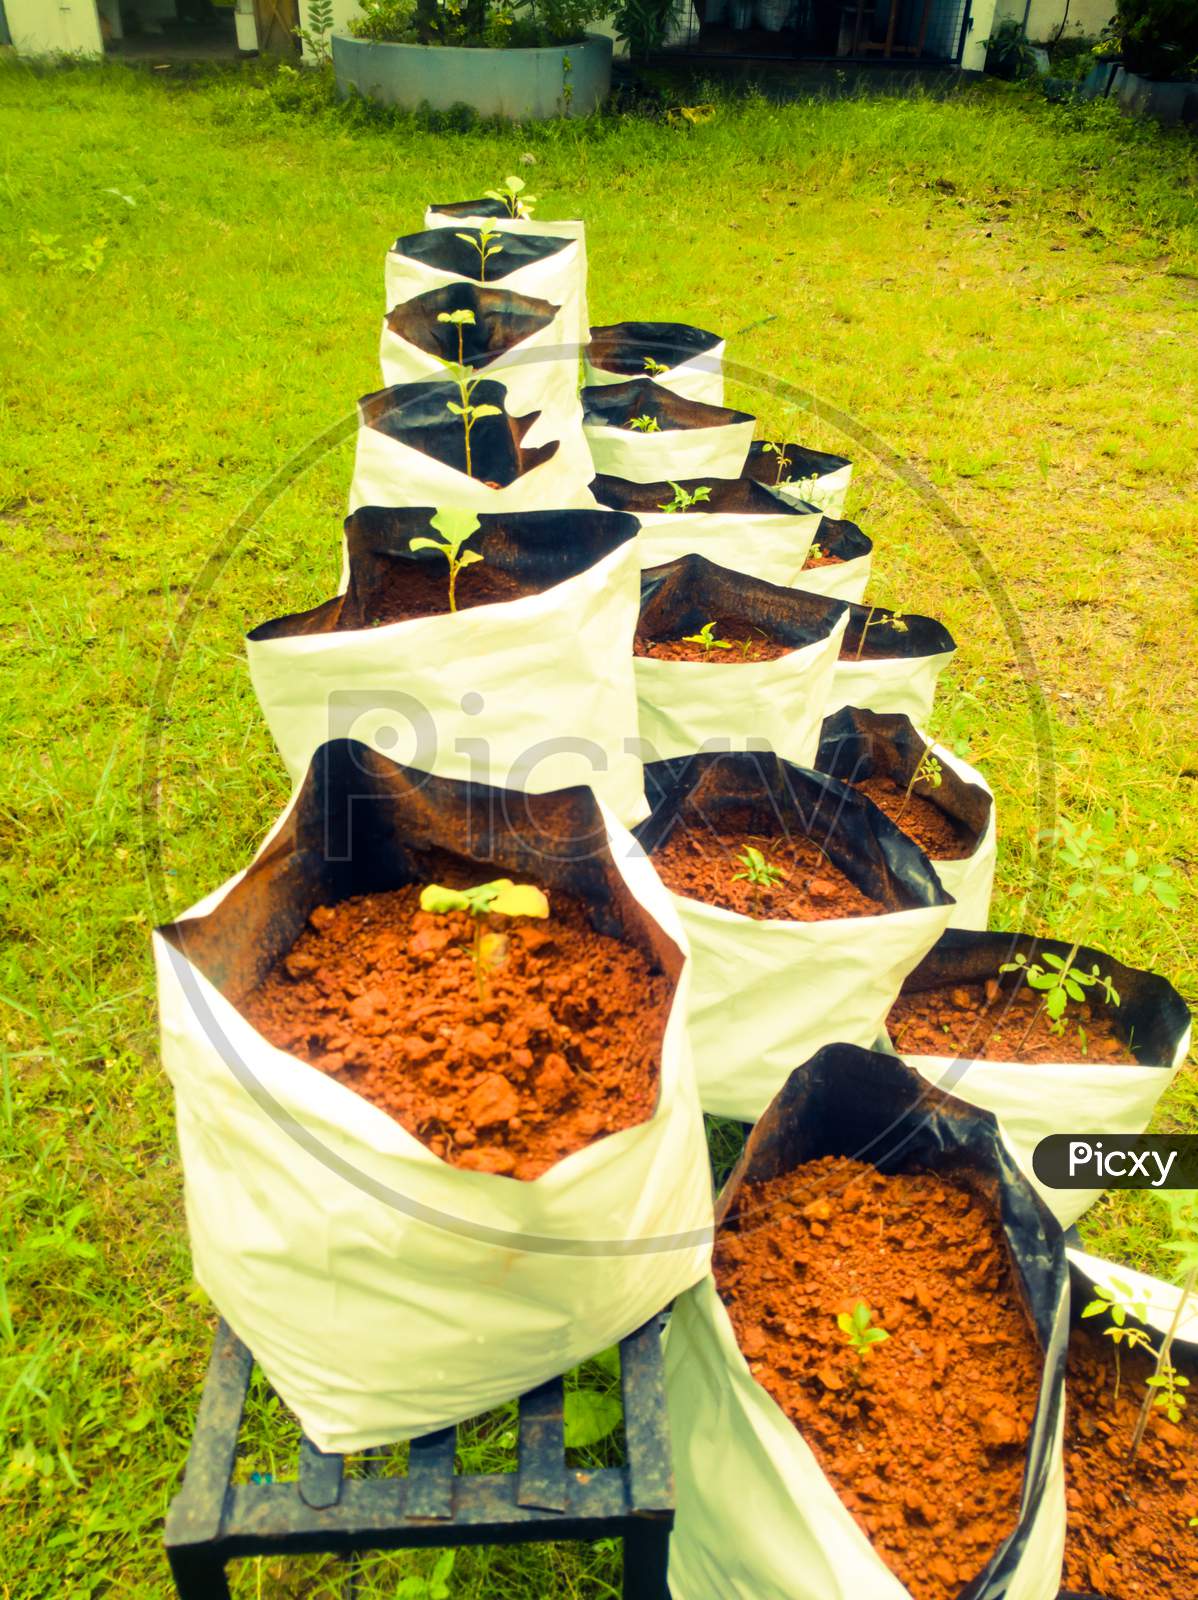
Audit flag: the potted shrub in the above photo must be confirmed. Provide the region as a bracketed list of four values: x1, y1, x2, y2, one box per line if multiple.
[590, 473, 828, 588]
[153, 743, 713, 1452]
[634, 554, 849, 768]
[828, 599, 958, 724]
[423, 184, 590, 344]
[385, 225, 585, 357]
[742, 437, 854, 520]
[816, 706, 996, 931]
[379, 282, 579, 426]
[349, 375, 595, 517]
[584, 321, 727, 408]
[635, 752, 955, 1120]
[666, 1044, 1069, 1600]
[581, 377, 755, 483]
[246, 505, 648, 826]
[332, 0, 615, 123]
[1062, 1236, 1198, 1598]
[882, 927, 1191, 1227]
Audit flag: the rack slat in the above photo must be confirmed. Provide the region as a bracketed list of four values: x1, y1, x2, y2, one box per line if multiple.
[298, 1436, 345, 1510]
[516, 1376, 566, 1513]
[620, 1319, 673, 1514]
[405, 1426, 456, 1520]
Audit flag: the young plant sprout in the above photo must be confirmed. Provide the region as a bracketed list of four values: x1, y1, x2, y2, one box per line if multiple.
[436, 309, 501, 479]
[805, 541, 826, 565]
[682, 620, 733, 657]
[853, 605, 908, 661]
[409, 508, 483, 614]
[761, 439, 793, 484]
[628, 414, 661, 432]
[1128, 1190, 1198, 1460]
[732, 845, 785, 913]
[658, 482, 712, 514]
[643, 356, 671, 377]
[893, 745, 944, 827]
[419, 878, 549, 1001]
[1082, 1276, 1153, 1400]
[484, 174, 534, 219]
[455, 219, 504, 282]
[838, 1301, 890, 1367]
[999, 949, 1120, 1040]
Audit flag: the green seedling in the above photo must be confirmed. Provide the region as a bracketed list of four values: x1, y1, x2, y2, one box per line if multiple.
[1082, 1276, 1153, 1400]
[682, 620, 732, 657]
[893, 746, 944, 827]
[1128, 1191, 1198, 1460]
[643, 356, 671, 376]
[658, 482, 712, 514]
[732, 845, 785, 913]
[761, 439, 793, 484]
[853, 605, 908, 661]
[805, 541, 826, 565]
[420, 878, 549, 1001]
[999, 949, 1120, 1038]
[628, 414, 661, 432]
[484, 174, 534, 219]
[436, 309, 501, 479]
[736, 630, 767, 659]
[838, 1301, 890, 1367]
[410, 508, 483, 614]
[455, 219, 504, 282]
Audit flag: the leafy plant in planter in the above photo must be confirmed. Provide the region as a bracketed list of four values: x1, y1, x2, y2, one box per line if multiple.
[643, 356, 671, 377]
[852, 605, 908, 660]
[409, 508, 484, 612]
[611, 0, 683, 60]
[658, 482, 712, 514]
[761, 439, 792, 484]
[1114, 0, 1198, 78]
[983, 17, 1037, 79]
[485, 174, 535, 218]
[628, 414, 661, 432]
[838, 1301, 890, 1373]
[682, 620, 732, 657]
[433, 309, 502, 478]
[731, 845, 785, 914]
[892, 746, 943, 828]
[1081, 1276, 1153, 1400]
[456, 221, 505, 283]
[419, 878, 549, 1000]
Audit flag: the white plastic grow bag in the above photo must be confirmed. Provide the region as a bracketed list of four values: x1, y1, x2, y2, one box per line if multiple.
[248, 513, 649, 827]
[790, 520, 873, 604]
[583, 321, 726, 408]
[883, 932, 1192, 1229]
[418, 209, 589, 345]
[639, 757, 956, 1123]
[826, 608, 957, 725]
[927, 741, 996, 932]
[582, 381, 754, 484]
[154, 768, 713, 1454]
[743, 441, 853, 521]
[348, 378, 596, 524]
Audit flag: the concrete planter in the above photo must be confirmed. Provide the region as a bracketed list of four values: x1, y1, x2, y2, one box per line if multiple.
[1112, 66, 1198, 125]
[331, 31, 612, 120]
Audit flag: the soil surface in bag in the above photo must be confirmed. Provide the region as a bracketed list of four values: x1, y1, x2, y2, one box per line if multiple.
[590, 472, 806, 519]
[359, 378, 555, 487]
[634, 618, 792, 662]
[808, 517, 872, 569]
[239, 877, 670, 1182]
[715, 1153, 1041, 1600]
[840, 602, 957, 662]
[652, 824, 883, 922]
[853, 774, 975, 860]
[587, 320, 721, 377]
[385, 282, 559, 366]
[743, 437, 852, 491]
[582, 376, 752, 434]
[390, 226, 570, 284]
[887, 976, 1135, 1065]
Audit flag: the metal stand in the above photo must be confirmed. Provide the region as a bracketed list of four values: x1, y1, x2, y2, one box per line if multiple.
[165, 1318, 674, 1599]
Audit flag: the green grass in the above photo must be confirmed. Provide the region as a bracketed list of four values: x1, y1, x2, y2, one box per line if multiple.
[1, 55, 1196, 1599]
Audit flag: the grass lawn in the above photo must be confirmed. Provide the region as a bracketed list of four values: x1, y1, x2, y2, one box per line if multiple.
[1, 54, 1196, 1599]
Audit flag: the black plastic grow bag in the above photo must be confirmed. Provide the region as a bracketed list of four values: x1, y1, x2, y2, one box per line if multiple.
[384, 283, 560, 366]
[159, 741, 682, 1009]
[389, 227, 570, 284]
[638, 553, 847, 652]
[817, 706, 992, 853]
[358, 378, 556, 486]
[842, 598, 957, 661]
[581, 376, 751, 434]
[895, 928, 1191, 1069]
[635, 750, 953, 917]
[717, 1041, 1069, 1600]
[586, 321, 722, 379]
[247, 507, 641, 641]
[742, 437, 852, 489]
[590, 473, 809, 518]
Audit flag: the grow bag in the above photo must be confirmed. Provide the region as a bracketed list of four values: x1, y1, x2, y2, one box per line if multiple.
[635, 752, 955, 1120]
[881, 929, 1192, 1228]
[153, 745, 713, 1453]
[635, 555, 849, 768]
[590, 473, 824, 586]
[1061, 1250, 1198, 1600]
[379, 282, 579, 434]
[582, 378, 754, 484]
[348, 377, 595, 520]
[743, 438, 854, 520]
[423, 199, 588, 344]
[386, 227, 584, 352]
[816, 706, 996, 931]
[666, 1044, 1069, 1600]
[828, 601, 958, 724]
[584, 321, 726, 408]
[247, 506, 648, 826]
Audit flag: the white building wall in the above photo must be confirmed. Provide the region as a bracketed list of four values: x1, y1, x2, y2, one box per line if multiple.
[991, 0, 1114, 41]
[4, 0, 103, 53]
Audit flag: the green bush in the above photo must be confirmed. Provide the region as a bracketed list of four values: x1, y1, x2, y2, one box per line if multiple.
[1115, 0, 1198, 78]
[347, 0, 607, 47]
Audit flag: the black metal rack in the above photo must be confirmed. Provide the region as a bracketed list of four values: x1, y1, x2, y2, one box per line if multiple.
[164, 1317, 674, 1599]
